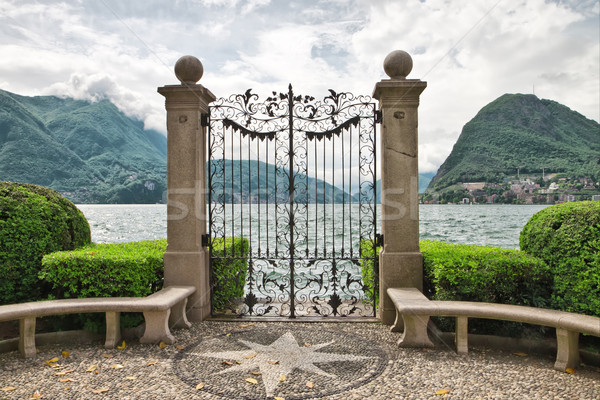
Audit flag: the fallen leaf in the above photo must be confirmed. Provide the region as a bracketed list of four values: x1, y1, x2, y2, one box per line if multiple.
[513, 352, 528, 357]
[304, 343, 311, 347]
[91, 388, 109, 394]
[306, 381, 315, 389]
[1, 387, 16, 392]
[102, 353, 113, 359]
[59, 378, 74, 383]
[117, 340, 126, 349]
[274, 397, 286, 400]
[565, 368, 576, 374]
[225, 333, 231, 337]
[244, 353, 257, 359]
[159, 341, 167, 349]
[46, 357, 59, 364]
[245, 378, 258, 385]
[240, 323, 255, 328]
[176, 345, 185, 350]
[125, 376, 136, 381]
[30, 390, 42, 399]
[111, 364, 124, 369]
[85, 365, 98, 373]
[267, 360, 280, 365]
[435, 388, 451, 395]
[250, 371, 262, 376]
[278, 374, 286, 383]
[54, 369, 75, 376]
[146, 361, 158, 366]
[195, 383, 205, 390]
[222, 361, 233, 365]
[61, 351, 70, 359]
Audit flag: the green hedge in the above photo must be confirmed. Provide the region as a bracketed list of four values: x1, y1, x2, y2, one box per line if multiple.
[0, 182, 91, 304]
[360, 239, 379, 307]
[520, 201, 600, 317]
[210, 237, 249, 313]
[422, 240, 552, 336]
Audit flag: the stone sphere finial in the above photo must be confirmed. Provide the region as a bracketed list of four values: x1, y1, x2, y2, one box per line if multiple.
[174, 55, 204, 85]
[383, 50, 413, 80]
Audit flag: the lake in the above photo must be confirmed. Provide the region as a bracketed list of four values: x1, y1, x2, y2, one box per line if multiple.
[77, 204, 549, 250]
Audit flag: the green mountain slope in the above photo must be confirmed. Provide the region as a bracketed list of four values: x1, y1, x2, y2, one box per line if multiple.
[0, 89, 166, 203]
[428, 94, 600, 192]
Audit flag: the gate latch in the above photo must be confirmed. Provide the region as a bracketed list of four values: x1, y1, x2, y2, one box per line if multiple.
[375, 233, 384, 247]
[201, 234, 210, 247]
[201, 113, 210, 127]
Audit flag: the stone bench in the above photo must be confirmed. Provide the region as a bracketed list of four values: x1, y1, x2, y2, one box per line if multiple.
[0, 285, 196, 358]
[387, 288, 600, 371]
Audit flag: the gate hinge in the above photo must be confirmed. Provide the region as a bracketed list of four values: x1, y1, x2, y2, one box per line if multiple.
[200, 113, 210, 127]
[375, 110, 383, 124]
[201, 233, 210, 247]
[375, 233, 384, 247]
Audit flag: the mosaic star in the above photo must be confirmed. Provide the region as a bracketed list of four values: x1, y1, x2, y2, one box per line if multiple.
[199, 331, 374, 397]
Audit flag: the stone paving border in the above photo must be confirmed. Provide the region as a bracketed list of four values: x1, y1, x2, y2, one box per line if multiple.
[0, 321, 598, 400]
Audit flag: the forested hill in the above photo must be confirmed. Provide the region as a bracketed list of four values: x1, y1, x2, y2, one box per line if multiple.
[428, 93, 600, 192]
[0, 89, 167, 203]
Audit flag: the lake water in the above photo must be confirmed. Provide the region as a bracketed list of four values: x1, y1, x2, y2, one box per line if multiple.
[77, 204, 549, 250]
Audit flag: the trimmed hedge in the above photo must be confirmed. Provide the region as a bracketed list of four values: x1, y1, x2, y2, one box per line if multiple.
[422, 240, 552, 336]
[359, 238, 379, 307]
[210, 237, 249, 312]
[0, 182, 91, 304]
[520, 201, 600, 317]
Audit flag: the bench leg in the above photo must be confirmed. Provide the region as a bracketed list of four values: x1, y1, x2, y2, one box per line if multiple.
[398, 314, 434, 348]
[169, 298, 192, 329]
[555, 328, 579, 371]
[140, 309, 175, 344]
[19, 317, 36, 358]
[455, 316, 468, 354]
[391, 309, 404, 332]
[105, 311, 121, 349]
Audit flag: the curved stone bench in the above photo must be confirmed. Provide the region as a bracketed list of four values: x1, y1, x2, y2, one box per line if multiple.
[0, 286, 196, 358]
[387, 288, 600, 371]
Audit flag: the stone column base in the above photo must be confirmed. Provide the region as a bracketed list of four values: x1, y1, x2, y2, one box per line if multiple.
[379, 251, 423, 325]
[164, 250, 211, 322]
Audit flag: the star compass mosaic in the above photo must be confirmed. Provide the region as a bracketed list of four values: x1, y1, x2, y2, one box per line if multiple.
[173, 325, 389, 399]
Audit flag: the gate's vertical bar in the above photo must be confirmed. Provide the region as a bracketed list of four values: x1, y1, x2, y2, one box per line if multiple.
[158, 56, 216, 321]
[287, 84, 296, 318]
[373, 50, 426, 325]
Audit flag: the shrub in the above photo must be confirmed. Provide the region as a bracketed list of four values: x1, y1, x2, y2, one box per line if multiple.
[40, 239, 166, 332]
[520, 201, 600, 317]
[359, 238, 380, 307]
[210, 237, 249, 312]
[421, 240, 552, 336]
[0, 182, 91, 304]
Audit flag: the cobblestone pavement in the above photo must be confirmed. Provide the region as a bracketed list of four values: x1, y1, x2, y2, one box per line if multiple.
[0, 321, 598, 399]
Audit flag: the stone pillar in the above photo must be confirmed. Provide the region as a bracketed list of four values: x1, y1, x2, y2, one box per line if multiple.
[373, 50, 427, 325]
[158, 56, 216, 321]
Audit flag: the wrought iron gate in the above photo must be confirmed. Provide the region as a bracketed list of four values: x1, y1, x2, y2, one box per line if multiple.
[206, 85, 380, 318]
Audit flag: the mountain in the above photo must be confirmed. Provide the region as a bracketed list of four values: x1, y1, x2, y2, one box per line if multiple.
[0, 89, 166, 203]
[428, 94, 600, 192]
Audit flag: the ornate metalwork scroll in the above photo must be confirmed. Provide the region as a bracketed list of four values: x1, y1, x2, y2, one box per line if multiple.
[207, 85, 379, 318]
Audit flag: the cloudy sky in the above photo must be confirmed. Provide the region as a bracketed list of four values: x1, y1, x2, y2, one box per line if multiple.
[0, 0, 598, 174]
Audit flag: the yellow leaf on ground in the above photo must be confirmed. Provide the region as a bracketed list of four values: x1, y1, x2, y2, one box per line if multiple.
[274, 397, 286, 400]
[250, 371, 262, 376]
[435, 388, 451, 395]
[513, 352, 528, 357]
[117, 340, 126, 349]
[304, 343, 311, 347]
[306, 381, 315, 389]
[267, 360, 280, 365]
[195, 383, 205, 390]
[59, 378, 74, 383]
[85, 365, 98, 373]
[61, 351, 70, 358]
[565, 368, 576, 374]
[147, 361, 158, 366]
[111, 364, 124, 369]
[30, 390, 42, 399]
[278, 374, 286, 383]
[91, 388, 109, 394]
[245, 378, 258, 385]
[55, 369, 75, 376]
[176, 345, 185, 350]
[245, 353, 257, 359]
[102, 353, 113, 359]
[225, 333, 231, 337]
[46, 357, 59, 364]
[1, 387, 16, 392]
[125, 376, 136, 381]
[159, 341, 167, 349]
[240, 323, 255, 328]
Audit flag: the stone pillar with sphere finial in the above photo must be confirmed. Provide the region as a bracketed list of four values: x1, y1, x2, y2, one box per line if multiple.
[373, 50, 427, 326]
[158, 56, 216, 322]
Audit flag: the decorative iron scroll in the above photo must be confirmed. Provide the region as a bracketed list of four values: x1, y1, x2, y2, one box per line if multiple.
[208, 84, 379, 318]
